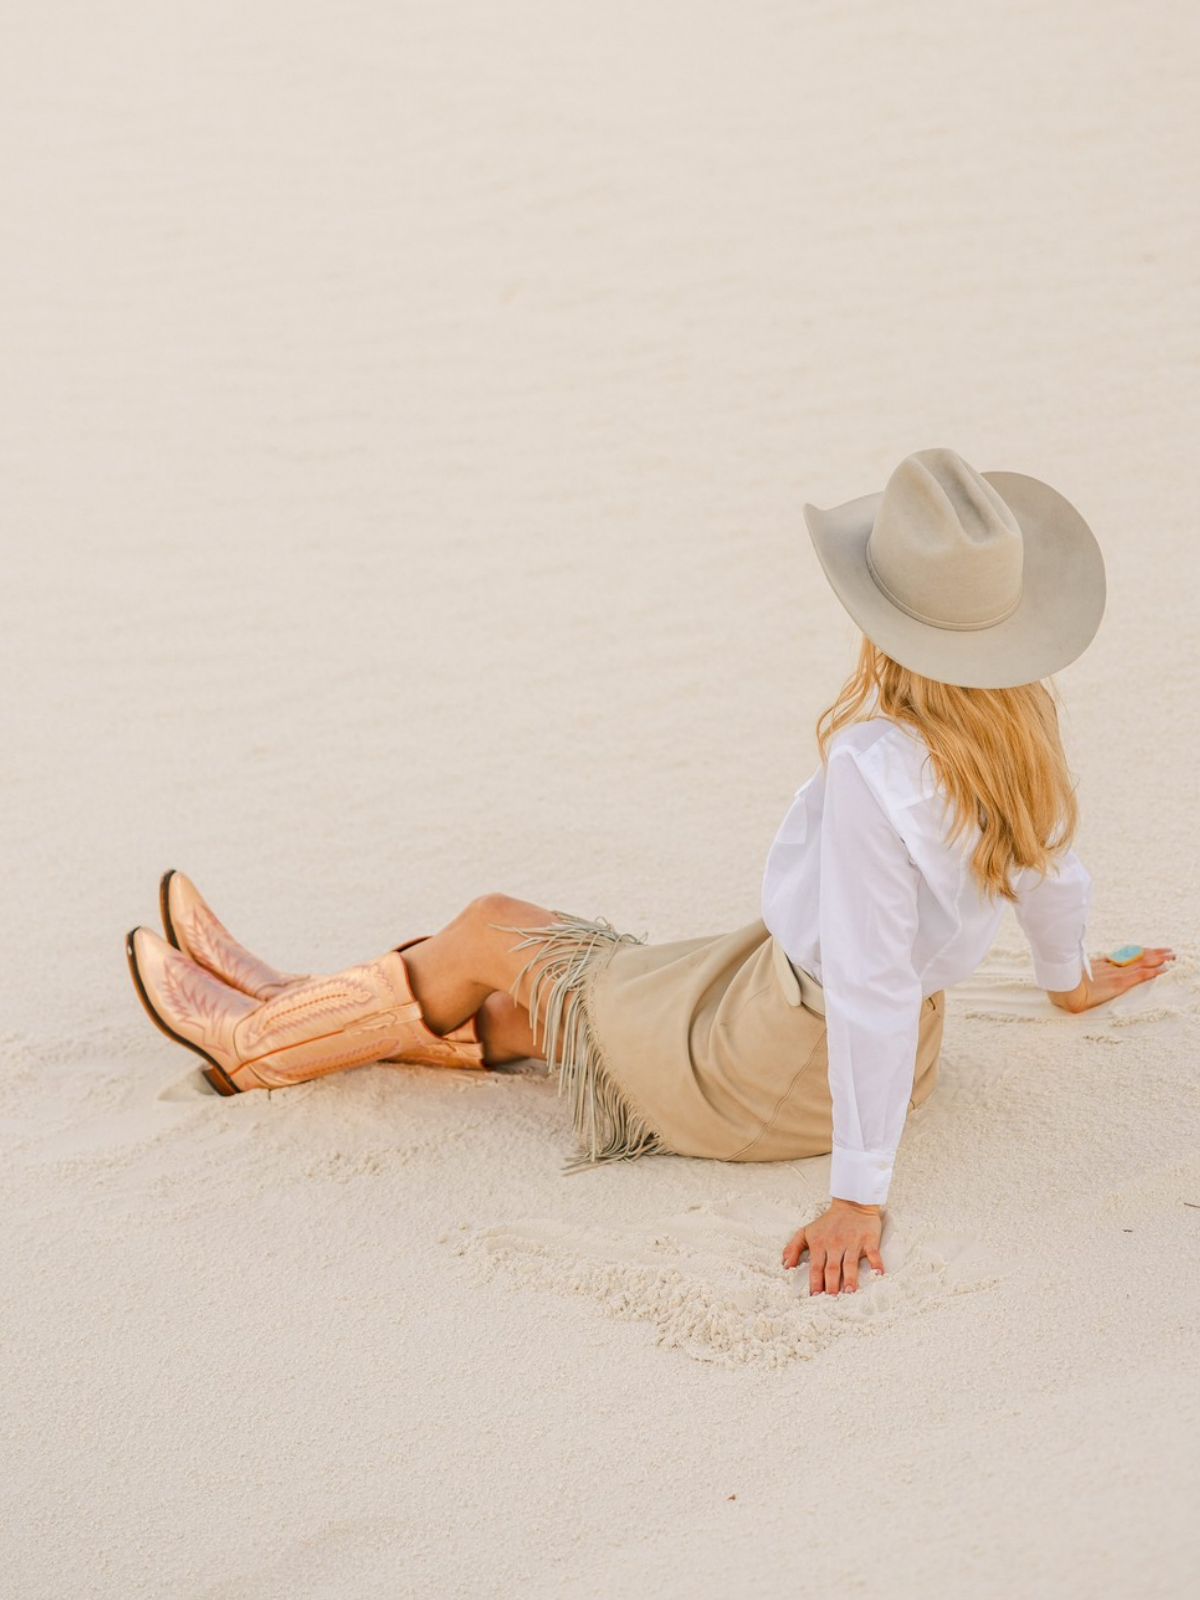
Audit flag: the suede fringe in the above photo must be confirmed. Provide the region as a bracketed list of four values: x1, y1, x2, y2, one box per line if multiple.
[492, 913, 666, 1174]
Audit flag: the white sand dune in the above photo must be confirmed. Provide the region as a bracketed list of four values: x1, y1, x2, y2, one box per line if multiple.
[3, 2, 1199, 1596]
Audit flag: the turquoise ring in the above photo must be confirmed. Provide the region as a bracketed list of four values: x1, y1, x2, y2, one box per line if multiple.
[1108, 945, 1144, 967]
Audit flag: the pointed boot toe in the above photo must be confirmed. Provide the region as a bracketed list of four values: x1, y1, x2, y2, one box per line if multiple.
[126, 925, 258, 1095]
[160, 869, 307, 1001]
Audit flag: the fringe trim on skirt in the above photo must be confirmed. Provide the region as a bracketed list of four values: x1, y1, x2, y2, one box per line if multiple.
[491, 912, 666, 1174]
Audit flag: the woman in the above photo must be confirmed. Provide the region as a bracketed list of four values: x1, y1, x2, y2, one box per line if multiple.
[125, 447, 1173, 1298]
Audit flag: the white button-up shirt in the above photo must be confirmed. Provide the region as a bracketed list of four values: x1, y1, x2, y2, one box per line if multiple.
[761, 715, 1093, 1205]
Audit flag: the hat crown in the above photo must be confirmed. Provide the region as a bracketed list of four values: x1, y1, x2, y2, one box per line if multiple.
[866, 448, 1024, 631]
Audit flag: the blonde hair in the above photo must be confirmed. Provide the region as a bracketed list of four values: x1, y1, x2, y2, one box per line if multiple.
[815, 635, 1079, 903]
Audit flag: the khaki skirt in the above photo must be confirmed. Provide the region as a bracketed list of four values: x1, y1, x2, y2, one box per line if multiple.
[498, 912, 945, 1173]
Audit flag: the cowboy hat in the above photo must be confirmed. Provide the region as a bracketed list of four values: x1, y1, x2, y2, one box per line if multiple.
[803, 446, 1106, 689]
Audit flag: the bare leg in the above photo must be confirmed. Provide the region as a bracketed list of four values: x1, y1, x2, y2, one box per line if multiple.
[402, 893, 565, 1061]
[403, 894, 660, 1167]
[475, 990, 542, 1064]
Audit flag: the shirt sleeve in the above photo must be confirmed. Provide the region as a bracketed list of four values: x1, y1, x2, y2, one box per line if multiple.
[819, 745, 924, 1207]
[1011, 848, 1095, 991]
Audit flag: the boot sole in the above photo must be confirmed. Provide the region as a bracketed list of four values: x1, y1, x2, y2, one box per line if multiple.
[125, 926, 242, 1096]
[159, 868, 181, 951]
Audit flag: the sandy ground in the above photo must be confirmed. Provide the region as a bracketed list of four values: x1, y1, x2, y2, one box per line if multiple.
[3, 2, 1199, 1596]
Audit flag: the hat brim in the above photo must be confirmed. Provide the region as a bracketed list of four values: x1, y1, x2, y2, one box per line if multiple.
[803, 469, 1106, 689]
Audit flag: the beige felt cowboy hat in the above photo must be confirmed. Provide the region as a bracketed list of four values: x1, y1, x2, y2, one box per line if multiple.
[804, 446, 1106, 689]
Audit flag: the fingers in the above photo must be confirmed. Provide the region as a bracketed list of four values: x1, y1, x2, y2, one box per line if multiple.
[1138, 947, 1173, 968]
[841, 1249, 859, 1293]
[781, 1227, 806, 1270]
[866, 1243, 885, 1276]
[821, 1247, 875, 1294]
[809, 1248, 826, 1298]
[1133, 948, 1176, 987]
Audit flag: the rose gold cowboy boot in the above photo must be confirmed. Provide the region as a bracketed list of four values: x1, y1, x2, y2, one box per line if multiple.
[158, 869, 483, 1067]
[126, 926, 486, 1095]
[159, 869, 308, 1000]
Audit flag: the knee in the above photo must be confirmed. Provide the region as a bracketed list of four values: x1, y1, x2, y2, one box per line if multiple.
[464, 892, 529, 932]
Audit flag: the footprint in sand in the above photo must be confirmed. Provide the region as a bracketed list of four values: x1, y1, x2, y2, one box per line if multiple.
[453, 1199, 1002, 1367]
[156, 1068, 218, 1102]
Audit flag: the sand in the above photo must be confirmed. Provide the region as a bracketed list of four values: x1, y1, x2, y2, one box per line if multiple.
[3, 2, 1199, 1595]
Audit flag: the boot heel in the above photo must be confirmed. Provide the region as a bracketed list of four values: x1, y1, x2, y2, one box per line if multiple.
[202, 1064, 241, 1096]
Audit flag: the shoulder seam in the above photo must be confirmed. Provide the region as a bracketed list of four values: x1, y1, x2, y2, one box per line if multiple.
[830, 721, 936, 814]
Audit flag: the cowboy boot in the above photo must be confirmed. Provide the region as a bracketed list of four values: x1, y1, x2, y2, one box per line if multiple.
[158, 869, 482, 1065]
[126, 926, 486, 1095]
[159, 869, 306, 1000]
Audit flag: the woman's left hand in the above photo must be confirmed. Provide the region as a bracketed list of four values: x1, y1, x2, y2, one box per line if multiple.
[1048, 945, 1175, 1013]
[782, 1198, 884, 1295]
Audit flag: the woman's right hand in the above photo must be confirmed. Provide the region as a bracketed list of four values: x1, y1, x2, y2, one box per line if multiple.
[781, 1198, 884, 1295]
[1048, 946, 1175, 1013]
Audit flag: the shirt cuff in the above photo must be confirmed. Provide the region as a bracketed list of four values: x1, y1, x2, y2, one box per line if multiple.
[830, 1144, 894, 1206]
[1032, 938, 1091, 992]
